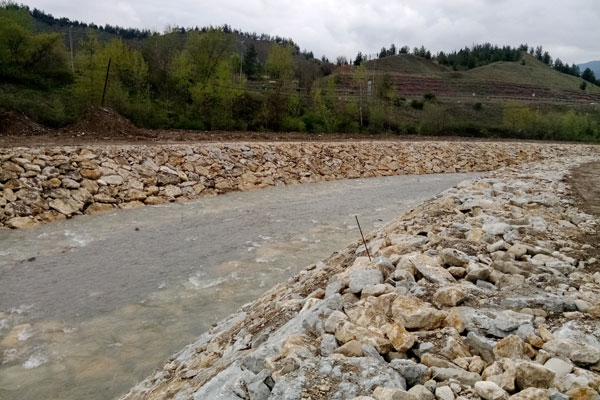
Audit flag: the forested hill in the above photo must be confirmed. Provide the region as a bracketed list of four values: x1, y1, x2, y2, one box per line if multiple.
[24, 3, 325, 66]
[1, 3, 599, 142]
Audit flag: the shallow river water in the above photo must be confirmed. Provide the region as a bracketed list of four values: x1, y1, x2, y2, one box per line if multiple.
[0, 172, 478, 400]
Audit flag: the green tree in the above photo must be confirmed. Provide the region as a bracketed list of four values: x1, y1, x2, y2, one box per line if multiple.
[142, 30, 183, 119]
[263, 44, 295, 129]
[243, 44, 259, 79]
[582, 68, 597, 84]
[353, 51, 363, 66]
[0, 4, 70, 86]
[185, 29, 234, 86]
[266, 43, 294, 80]
[353, 62, 368, 128]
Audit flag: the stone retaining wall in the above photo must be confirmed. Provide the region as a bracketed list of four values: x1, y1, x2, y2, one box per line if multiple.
[0, 141, 598, 228]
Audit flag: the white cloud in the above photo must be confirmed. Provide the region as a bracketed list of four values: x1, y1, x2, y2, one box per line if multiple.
[22, 0, 600, 63]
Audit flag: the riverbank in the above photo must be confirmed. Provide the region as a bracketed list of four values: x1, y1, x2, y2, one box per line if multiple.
[1, 141, 598, 229]
[122, 154, 600, 400]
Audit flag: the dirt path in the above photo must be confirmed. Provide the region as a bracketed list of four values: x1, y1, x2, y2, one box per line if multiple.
[1, 130, 572, 148]
[569, 161, 600, 216]
[568, 161, 600, 267]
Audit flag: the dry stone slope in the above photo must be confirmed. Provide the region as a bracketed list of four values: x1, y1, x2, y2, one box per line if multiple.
[1, 141, 598, 229]
[121, 153, 600, 400]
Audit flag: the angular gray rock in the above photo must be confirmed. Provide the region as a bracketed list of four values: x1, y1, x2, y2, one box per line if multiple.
[349, 270, 384, 294]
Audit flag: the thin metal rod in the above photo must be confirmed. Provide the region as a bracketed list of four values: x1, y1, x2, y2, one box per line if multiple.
[355, 215, 371, 261]
[69, 26, 74, 73]
[101, 58, 112, 107]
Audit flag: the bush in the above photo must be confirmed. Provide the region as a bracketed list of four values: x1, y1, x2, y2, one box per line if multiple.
[367, 105, 386, 133]
[281, 116, 306, 132]
[410, 99, 424, 110]
[423, 93, 437, 102]
[392, 96, 406, 107]
[473, 102, 483, 111]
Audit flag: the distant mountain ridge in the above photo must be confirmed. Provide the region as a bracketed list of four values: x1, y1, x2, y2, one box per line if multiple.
[579, 61, 600, 77]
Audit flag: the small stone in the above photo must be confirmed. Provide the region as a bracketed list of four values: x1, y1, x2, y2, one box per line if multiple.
[81, 168, 102, 180]
[440, 248, 470, 267]
[543, 358, 572, 378]
[429, 367, 481, 386]
[390, 360, 427, 388]
[469, 357, 487, 374]
[435, 385, 455, 400]
[49, 198, 84, 216]
[61, 178, 80, 189]
[392, 296, 446, 330]
[509, 388, 549, 400]
[527, 334, 545, 349]
[433, 286, 467, 307]
[320, 334, 338, 356]
[385, 323, 416, 352]
[494, 335, 525, 359]
[542, 339, 600, 365]
[474, 381, 508, 400]
[6, 216, 38, 229]
[349, 269, 384, 293]
[333, 340, 364, 357]
[574, 300, 592, 313]
[325, 280, 345, 298]
[410, 254, 456, 284]
[408, 385, 435, 400]
[98, 175, 124, 185]
[373, 387, 416, 400]
[538, 326, 554, 342]
[565, 387, 600, 400]
[515, 362, 555, 389]
[548, 389, 570, 400]
[508, 244, 528, 259]
[448, 267, 467, 279]
[466, 262, 492, 282]
[324, 310, 348, 333]
[362, 284, 390, 298]
[47, 177, 62, 188]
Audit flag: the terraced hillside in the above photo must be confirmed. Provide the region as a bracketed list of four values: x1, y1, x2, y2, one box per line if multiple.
[330, 54, 600, 104]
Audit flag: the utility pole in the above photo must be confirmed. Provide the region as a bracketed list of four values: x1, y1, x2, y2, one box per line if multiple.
[69, 25, 74, 73]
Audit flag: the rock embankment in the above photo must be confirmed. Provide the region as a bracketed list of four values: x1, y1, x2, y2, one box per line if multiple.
[1, 141, 598, 229]
[122, 154, 600, 400]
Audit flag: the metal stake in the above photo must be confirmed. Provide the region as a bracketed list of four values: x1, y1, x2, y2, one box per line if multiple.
[355, 215, 371, 261]
[101, 58, 112, 107]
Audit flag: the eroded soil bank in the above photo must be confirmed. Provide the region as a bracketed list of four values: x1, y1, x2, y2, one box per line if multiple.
[122, 154, 600, 400]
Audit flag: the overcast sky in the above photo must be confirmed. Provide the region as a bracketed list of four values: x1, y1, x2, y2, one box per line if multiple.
[22, 0, 600, 64]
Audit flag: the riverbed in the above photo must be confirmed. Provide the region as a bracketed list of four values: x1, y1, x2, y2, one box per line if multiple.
[0, 172, 477, 399]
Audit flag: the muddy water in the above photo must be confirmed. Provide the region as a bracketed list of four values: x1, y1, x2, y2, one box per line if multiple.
[0, 173, 478, 399]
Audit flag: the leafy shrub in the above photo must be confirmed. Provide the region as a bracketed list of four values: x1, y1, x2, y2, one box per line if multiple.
[281, 116, 306, 132]
[410, 99, 424, 109]
[423, 93, 437, 102]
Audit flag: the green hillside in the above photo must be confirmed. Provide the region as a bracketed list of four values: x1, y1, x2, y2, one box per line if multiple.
[465, 53, 600, 94]
[366, 54, 447, 76]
